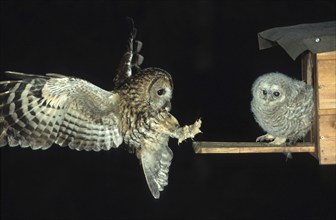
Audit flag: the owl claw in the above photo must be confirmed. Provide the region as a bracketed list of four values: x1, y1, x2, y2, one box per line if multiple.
[176, 118, 202, 144]
[256, 134, 287, 146]
[192, 119, 202, 132]
[269, 137, 287, 145]
[256, 134, 275, 142]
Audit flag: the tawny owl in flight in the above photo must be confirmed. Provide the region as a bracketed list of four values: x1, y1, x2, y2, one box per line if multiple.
[251, 72, 314, 159]
[0, 19, 202, 199]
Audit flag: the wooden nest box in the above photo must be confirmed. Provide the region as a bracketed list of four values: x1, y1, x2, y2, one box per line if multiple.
[194, 21, 336, 165]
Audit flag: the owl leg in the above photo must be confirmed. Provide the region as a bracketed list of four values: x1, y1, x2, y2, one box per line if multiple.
[173, 119, 202, 144]
[256, 134, 275, 142]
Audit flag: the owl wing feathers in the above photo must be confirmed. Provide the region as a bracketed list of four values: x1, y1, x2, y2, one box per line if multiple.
[113, 18, 144, 88]
[0, 71, 122, 151]
[140, 144, 173, 199]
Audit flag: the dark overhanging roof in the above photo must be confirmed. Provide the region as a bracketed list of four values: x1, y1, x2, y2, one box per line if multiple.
[258, 21, 336, 60]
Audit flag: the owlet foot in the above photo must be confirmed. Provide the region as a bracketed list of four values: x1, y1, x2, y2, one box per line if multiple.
[269, 137, 287, 145]
[256, 134, 275, 142]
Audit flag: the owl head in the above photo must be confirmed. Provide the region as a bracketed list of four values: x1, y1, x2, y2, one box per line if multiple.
[146, 68, 173, 111]
[252, 72, 292, 106]
[119, 67, 173, 112]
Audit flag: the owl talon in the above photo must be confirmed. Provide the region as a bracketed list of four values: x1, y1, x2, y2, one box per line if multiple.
[176, 118, 202, 144]
[190, 119, 202, 137]
[256, 134, 274, 142]
[269, 137, 287, 145]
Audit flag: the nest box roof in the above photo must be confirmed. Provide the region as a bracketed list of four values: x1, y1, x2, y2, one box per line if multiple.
[258, 21, 336, 60]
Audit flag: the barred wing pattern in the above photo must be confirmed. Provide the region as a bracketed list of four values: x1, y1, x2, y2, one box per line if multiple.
[0, 71, 122, 151]
[0, 18, 203, 199]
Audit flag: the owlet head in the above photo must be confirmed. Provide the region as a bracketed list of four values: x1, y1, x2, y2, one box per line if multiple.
[252, 72, 289, 106]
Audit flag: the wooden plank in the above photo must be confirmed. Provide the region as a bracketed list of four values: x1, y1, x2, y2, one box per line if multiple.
[301, 52, 314, 85]
[319, 109, 336, 115]
[316, 51, 336, 110]
[193, 142, 315, 154]
[317, 115, 336, 165]
[302, 52, 315, 144]
[315, 51, 336, 164]
[302, 52, 317, 159]
[316, 51, 336, 60]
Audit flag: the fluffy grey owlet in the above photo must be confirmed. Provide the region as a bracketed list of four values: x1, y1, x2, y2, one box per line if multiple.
[251, 72, 314, 158]
[0, 19, 202, 199]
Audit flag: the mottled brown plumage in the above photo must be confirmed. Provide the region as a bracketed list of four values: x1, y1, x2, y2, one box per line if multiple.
[0, 19, 202, 199]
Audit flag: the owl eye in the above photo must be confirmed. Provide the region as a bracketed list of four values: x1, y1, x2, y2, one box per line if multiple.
[157, 89, 165, 96]
[262, 90, 267, 95]
[273, 91, 280, 97]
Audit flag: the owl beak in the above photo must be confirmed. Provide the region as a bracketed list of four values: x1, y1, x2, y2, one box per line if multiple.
[265, 95, 271, 103]
[164, 101, 171, 111]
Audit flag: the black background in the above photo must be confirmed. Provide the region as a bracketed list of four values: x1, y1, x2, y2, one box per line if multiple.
[1, 1, 336, 220]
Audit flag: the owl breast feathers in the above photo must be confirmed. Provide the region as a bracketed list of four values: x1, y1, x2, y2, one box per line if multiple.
[251, 72, 314, 145]
[0, 19, 202, 199]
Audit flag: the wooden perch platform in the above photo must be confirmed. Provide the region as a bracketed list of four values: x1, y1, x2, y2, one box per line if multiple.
[193, 142, 315, 154]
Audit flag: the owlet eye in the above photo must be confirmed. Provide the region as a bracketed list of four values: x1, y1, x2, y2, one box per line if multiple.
[262, 90, 267, 95]
[157, 89, 165, 96]
[273, 91, 280, 97]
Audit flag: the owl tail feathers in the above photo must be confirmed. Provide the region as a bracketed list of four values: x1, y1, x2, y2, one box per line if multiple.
[284, 152, 293, 161]
[140, 146, 173, 199]
[126, 17, 144, 68]
[114, 18, 144, 87]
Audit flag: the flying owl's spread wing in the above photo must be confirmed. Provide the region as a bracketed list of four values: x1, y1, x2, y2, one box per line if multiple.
[140, 144, 173, 199]
[113, 18, 144, 88]
[0, 18, 203, 200]
[0, 71, 122, 151]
